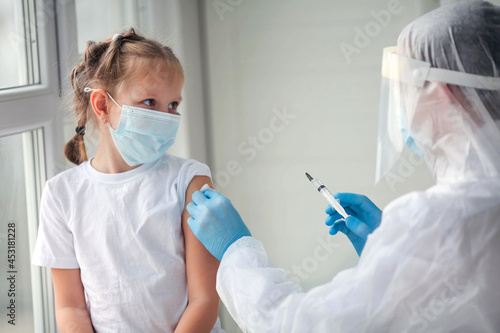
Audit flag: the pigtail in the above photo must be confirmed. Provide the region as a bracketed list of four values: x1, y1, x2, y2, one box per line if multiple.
[63, 131, 88, 165]
[64, 40, 111, 165]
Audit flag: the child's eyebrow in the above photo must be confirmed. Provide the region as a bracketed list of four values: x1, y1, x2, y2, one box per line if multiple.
[136, 90, 182, 102]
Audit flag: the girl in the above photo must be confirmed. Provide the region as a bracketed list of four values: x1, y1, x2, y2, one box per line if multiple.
[32, 28, 223, 332]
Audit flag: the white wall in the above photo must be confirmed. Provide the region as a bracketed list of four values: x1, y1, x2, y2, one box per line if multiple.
[200, 0, 440, 330]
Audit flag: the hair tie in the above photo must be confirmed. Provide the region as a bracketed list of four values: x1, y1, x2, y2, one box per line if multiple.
[75, 126, 86, 136]
[112, 33, 122, 41]
[84, 87, 96, 93]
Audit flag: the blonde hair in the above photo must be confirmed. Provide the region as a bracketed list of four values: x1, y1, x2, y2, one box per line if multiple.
[64, 28, 184, 165]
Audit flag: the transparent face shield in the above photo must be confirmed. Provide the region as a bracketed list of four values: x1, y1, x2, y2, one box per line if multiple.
[375, 46, 500, 183]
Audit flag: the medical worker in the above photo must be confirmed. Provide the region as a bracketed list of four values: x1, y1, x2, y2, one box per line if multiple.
[187, 1, 500, 332]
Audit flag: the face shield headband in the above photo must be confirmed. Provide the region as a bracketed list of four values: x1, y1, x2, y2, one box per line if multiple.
[375, 46, 500, 184]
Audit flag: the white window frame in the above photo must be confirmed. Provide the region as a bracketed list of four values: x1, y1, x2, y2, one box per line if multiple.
[0, 1, 63, 332]
[0, 0, 59, 137]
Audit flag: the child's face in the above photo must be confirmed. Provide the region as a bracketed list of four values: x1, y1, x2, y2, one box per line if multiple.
[108, 70, 184, 129]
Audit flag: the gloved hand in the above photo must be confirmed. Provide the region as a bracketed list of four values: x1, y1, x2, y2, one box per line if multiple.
[187, 189, 251, 261]
[325, 193, 382, 256]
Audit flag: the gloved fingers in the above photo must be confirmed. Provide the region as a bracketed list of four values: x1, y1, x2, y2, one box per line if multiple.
[335, 220, 366, 256]
[192, 190, 209, 205]
[326, 207, 355, 227]
[339, 226, 364, 246]
[325, 204, 339, 215]
[329, 225, 339, 235]
[345, 215, 371, 240]
[333, 192, 365, 216]
[186, 201, 200, 217]
[203, 189, 222, 200]
[345, 208, 356, 219]
[325, 204, 355, 217]
[338, 223, 353, 237]
[334, 192, 380, 216]
[338, 225, 350, 236]
[331, 218, 347, 235]
[187, 216, 196, 229]
[328, 218, 345, 235]
[325, 212, 343, 225]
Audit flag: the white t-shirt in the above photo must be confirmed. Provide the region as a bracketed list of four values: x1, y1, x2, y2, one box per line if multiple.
[32, 154, 223, 332]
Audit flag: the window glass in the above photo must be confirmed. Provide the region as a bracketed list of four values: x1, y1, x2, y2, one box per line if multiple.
[0, 130, 44, 332]
[0, 0, 39, 90]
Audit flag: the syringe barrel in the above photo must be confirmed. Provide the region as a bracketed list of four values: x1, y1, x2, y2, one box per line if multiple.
[319, 188, 338, 208]
[312, 179, 334, 196]
[311, 177, 349, 218]
[320, 188, 348, 218]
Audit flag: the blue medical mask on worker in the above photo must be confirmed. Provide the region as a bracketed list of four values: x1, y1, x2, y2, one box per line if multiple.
[398, 108, 423, 158]
[106, 92, 181, 166]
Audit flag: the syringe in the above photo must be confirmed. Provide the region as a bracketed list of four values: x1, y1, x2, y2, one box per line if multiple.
[305, 172, 349, 219]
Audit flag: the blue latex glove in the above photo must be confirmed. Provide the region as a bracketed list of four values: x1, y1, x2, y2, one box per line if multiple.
[187, 189, 251, 261]
[325, 193, 382, 256]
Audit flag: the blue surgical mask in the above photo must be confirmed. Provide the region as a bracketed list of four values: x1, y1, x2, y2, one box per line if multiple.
[106, 92, 181, 166]
[402, 133, 423, 158]
[398, 109, 423, 158]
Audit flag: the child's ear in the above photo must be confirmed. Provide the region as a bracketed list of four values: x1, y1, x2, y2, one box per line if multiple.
[90, 89, 110, 123]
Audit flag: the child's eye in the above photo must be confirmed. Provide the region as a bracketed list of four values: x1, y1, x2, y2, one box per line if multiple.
[168, 102, 179, 110]
[142, 99, 155, 107]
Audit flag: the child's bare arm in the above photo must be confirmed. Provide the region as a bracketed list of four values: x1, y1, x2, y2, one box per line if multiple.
[51, 268, 94, 333]
[175, 176, 220, 333]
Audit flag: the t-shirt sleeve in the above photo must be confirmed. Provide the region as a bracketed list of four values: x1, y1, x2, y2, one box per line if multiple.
[176, 159, 212, 210]
[32, 181, 79, 269]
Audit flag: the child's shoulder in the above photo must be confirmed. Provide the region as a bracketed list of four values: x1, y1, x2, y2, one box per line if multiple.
[159, 154, 211, 177]
[159, 154, 212, 188]
[42, 162, 88, 202]
[46, 161, 87, 188]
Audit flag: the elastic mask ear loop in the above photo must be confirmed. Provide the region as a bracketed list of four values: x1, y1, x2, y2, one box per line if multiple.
[84, 87, 122, 129]
[106, 92, 122, 110]
[104, 93, 122, 131]
[84, 87, 122, 109]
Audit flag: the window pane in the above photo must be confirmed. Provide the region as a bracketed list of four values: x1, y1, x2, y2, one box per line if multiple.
[0, 0, 40, 90]
[0, 129, 45, 332]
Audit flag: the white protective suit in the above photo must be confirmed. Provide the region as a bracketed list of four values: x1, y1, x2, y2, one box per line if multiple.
[216, 2, 500, 332]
